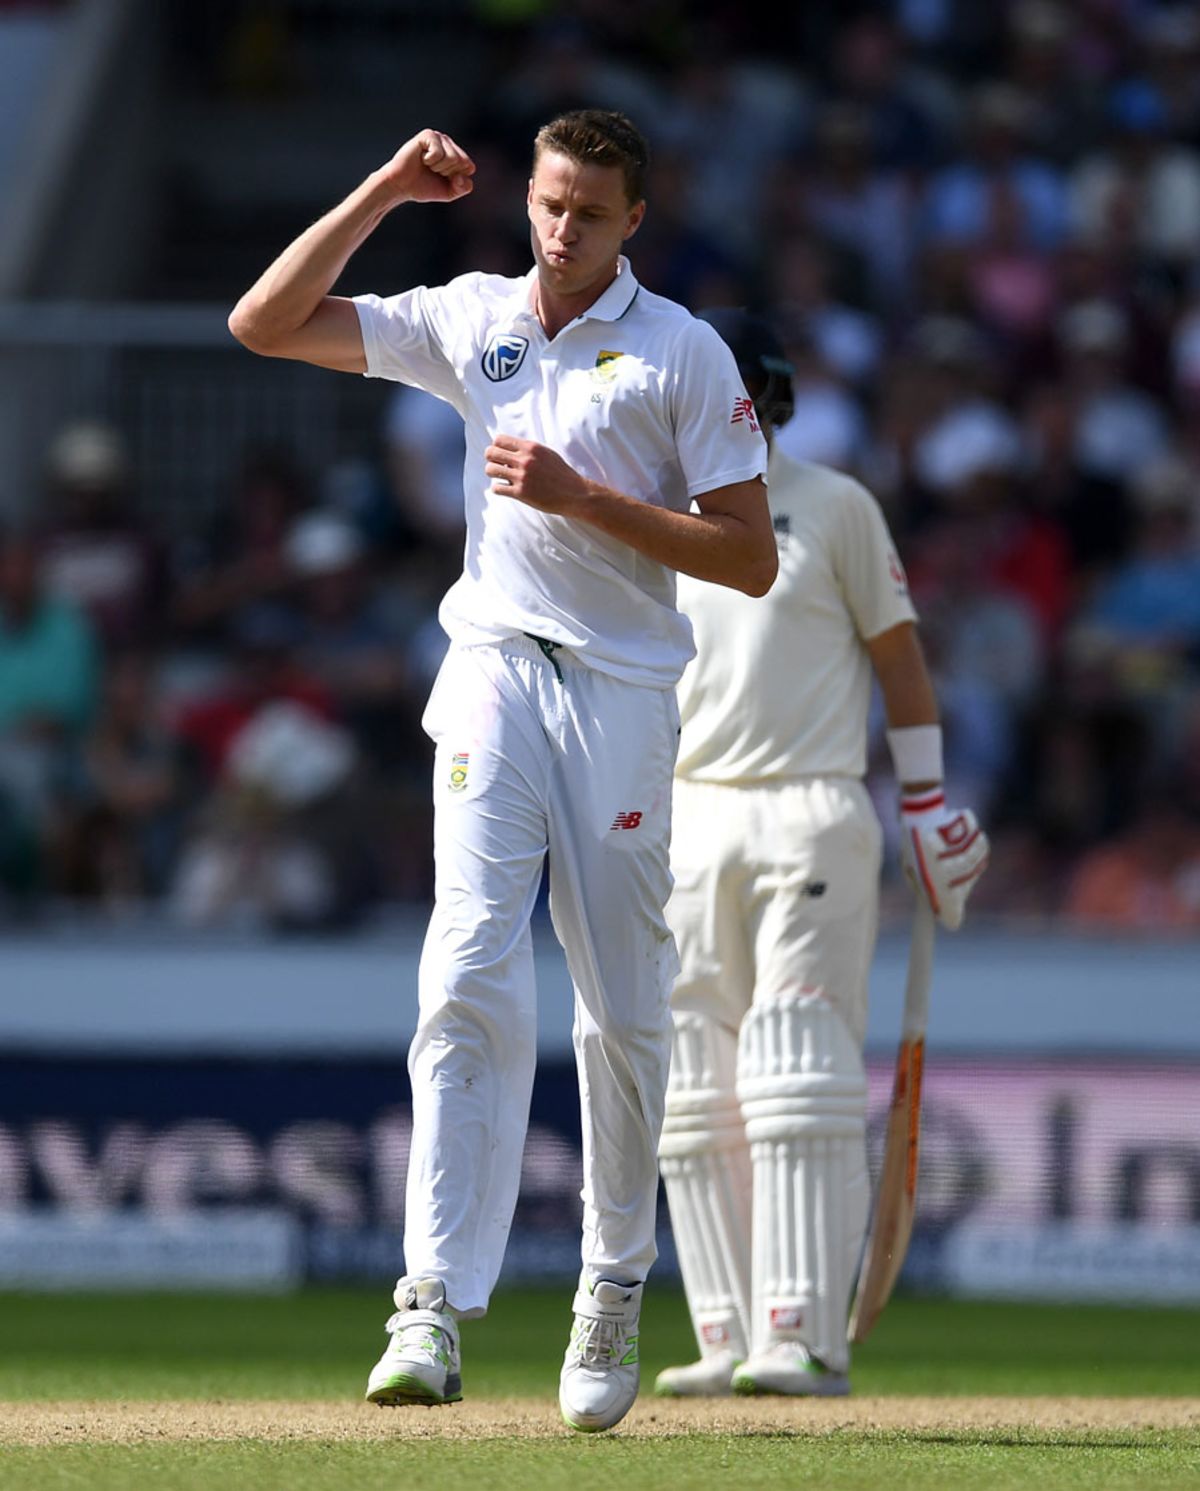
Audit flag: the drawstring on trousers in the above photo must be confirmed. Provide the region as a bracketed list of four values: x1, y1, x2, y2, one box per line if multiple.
[524, 633, 564, 683]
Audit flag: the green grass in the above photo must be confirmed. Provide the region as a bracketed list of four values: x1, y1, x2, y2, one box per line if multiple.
[1, 1290, 1198, 1490]
[2, 1432, 1199, 1491]
[0, 1288, 1197, 1400]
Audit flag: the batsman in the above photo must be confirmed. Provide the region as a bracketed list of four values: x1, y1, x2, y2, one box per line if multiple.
[656, 309, 989, 1398]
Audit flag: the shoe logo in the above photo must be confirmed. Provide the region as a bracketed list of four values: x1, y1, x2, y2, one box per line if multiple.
[801, 880, 826, 898]
[619, 1335, 639, 1366]
[770, 1306, 804, 1331]
[610, 810, 643, 830]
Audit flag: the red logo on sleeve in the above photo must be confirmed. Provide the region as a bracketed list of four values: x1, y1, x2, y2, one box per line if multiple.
[731, 397, 760, 432]
[888, 551, 909, 595]
[610, 811, 643, 830]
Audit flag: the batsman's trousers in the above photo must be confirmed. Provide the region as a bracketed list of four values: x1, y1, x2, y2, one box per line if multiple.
[667, 774, 882, 1041]
[404, 636, 681, 1316]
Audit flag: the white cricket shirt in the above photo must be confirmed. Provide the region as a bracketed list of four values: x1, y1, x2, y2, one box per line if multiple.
[676, 447, 917, 782]
[354, 257, 767, 688]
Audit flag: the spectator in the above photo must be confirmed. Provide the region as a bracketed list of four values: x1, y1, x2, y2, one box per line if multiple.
[1057, 300, 1170, 484]
[284, 511, 425, 770]
[0, 527, 98, 901]
[905, 316, 1025, 500]
[57, 650, 184, 905]
[923, 83, 1069, 252]
[967, 181, 1059, 345]
[772, 324, 868, 472]
[799, 103, 917, 306]
[172, 450, 311, 644]
[1005, 0, 1100, 164]
[1075, 461, 1200, 672]
[171, 606, 332, 783]
[38, 420, 165, 649]
[1071, 79, 1200, 267]
[628, 150, 745, 311]
[170, 699, 376, 932]
[657, 50, 806, 265]
[383, 387, 467, 551]
[1020, 380, 1134, 578]
[829, 11, 947, 171]
[767, 236, 884, 385]
[1132, 7, 1200, 142]
[1064, 791, 1200, 931]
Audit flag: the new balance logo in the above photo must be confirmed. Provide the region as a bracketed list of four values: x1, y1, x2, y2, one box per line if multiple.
[731, 396, 760, 432]
[770, 1305, 804, 1332]
[610, 811, 643, 830]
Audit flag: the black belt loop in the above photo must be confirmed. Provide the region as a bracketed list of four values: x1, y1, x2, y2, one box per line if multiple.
[524, 632, 564, 683]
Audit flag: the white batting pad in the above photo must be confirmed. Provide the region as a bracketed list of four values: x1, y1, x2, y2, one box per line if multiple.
[736, 992, 868, 1371]
[659, 1012, 752, 1359]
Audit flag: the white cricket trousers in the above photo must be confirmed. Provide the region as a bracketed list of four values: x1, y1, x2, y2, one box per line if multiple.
[663, 775, 881, 1368]
[404, 637, 681, 1316]
[669, 775, 882, 1039]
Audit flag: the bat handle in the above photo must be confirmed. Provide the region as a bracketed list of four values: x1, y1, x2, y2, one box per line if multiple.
[901, 898, 935, 1041]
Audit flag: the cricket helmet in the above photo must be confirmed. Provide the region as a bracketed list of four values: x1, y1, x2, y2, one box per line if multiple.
[696, 306, 795, 431]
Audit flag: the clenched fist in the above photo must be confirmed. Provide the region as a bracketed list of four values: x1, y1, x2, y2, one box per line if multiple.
[379, 130, 475, 205]
[484, 434, 589, 514]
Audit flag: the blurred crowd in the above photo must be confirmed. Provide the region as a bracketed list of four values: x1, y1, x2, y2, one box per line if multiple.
[2, 0, 1200, 932]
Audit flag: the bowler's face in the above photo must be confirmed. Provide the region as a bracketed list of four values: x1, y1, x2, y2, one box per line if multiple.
[528, 151, 644, 301]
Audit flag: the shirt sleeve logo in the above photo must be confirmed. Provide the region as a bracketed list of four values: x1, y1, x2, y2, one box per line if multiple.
[731, 396, 760, 432]
[888, 551, 909, 596]
[481, 333, 530, 383]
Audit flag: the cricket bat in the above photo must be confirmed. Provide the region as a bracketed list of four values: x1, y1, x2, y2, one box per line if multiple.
[848, 897, 936, 1343]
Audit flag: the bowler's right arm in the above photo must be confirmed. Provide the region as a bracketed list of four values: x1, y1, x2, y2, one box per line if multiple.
[227, 130, 474, 372]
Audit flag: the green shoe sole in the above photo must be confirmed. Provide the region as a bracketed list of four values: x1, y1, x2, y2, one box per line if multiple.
[367, 1373, 463, 1407]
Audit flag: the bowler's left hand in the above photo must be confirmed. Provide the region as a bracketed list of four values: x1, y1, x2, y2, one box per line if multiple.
[485, 434, 588, 514]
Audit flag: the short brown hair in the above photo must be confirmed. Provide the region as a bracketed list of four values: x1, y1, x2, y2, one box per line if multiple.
[533, 109, 649, 205]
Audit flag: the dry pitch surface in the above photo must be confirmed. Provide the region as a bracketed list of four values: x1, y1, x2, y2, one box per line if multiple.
[4, 1396, 1198, 1445]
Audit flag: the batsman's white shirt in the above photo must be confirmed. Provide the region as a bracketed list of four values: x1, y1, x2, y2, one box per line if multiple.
[354, 257, 766, 688]
[670, 447, 916, 1037]
[676, 447, 915, 781]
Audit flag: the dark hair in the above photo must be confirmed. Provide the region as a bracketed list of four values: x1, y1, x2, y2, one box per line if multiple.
[533, 109, 649, 204]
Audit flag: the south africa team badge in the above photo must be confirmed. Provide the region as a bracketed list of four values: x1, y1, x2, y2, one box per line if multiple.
[449, 752, 469, 792]
[591, 349, 625, 383]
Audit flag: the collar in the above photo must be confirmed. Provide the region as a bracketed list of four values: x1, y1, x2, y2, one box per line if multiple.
[510, 255, 640, 331]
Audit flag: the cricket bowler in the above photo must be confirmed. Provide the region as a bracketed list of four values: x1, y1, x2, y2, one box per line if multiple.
[229, 112, 776, 1432]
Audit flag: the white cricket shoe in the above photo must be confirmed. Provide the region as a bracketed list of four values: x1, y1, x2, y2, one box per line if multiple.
[365, 1274, 462, 1406]
[654, 1348, 741, 1397]
[559, 1277, 643, 1433]
[732, 1341, 849, 1397]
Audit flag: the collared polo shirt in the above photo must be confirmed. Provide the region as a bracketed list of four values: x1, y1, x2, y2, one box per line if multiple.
[353, 257, 766, 688]
[676, 447, 917, 783]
